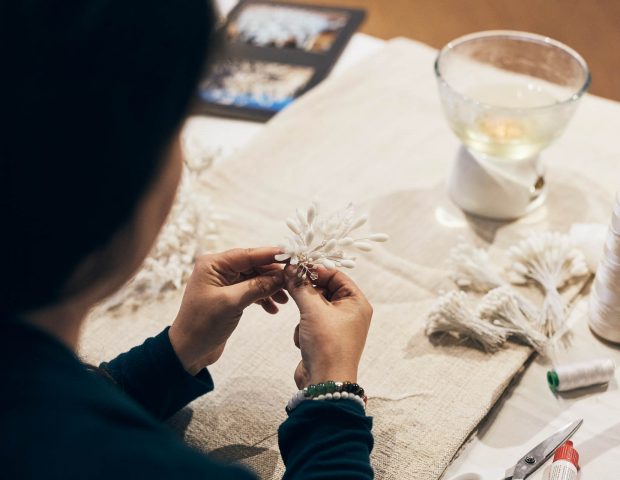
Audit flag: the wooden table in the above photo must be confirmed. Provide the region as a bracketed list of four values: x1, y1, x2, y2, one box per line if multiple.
[287, 0, 620, 102]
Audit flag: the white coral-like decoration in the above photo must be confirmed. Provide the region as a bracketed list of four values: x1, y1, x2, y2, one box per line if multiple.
[276, 202, 388, 280]
[100, 143, 228, 312]
[507, 232, 589, 337]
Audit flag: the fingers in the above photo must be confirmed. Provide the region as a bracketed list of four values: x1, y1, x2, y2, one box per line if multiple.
[294, 360, 310, 390]
[302, 266, 363, 304]
[284, 264, 363, 310]
[227, 270, 285, 309]
[271, 289, 289, 305]
[242, 262, 284, 278]
[293, 323, 300, 349]
[256, 289, 287, 314]
[259, 297, 279, 315]
[255, 263, 285, 274]
[219, 247, 283, 274]
[312, 267, 360, 294]
[284, 265, 328, 311]
[314, 287, 328, 299]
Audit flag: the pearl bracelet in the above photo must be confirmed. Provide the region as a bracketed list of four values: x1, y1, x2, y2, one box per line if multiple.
[286, 381, 367, 413]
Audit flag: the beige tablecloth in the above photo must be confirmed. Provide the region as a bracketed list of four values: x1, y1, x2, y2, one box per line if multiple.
[81, 39, 617, 479]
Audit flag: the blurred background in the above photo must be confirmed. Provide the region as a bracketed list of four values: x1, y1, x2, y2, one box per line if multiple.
[286, 0, 620, 101]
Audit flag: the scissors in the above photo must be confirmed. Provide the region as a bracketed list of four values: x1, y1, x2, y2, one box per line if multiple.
[449, 419, 583, 480]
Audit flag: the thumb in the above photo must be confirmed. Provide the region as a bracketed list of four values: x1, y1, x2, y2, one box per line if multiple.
[227, 271, 284, 309]
[284, 265, 323, 312]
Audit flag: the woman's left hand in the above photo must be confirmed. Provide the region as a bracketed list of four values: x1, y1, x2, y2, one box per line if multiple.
[169, 247, 287, 375]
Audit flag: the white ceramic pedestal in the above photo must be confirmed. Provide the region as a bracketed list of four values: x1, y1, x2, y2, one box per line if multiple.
[448, 146, 546, 220]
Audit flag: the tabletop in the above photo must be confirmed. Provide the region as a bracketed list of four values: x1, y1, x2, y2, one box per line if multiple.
[185, 2, 620, 478]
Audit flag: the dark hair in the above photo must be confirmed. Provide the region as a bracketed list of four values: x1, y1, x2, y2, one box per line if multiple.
[0, 0, 216, 315]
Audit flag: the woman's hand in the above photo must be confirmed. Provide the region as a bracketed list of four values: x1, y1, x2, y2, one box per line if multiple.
[169, 247, 287, 375]
[284, 266, 373, 389]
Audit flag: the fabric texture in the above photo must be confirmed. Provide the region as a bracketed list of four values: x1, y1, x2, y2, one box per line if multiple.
[81, 38, 615, 479]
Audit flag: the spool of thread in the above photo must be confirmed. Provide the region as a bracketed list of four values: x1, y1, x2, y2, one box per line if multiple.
[604, 236, 620, 266]
[593, 275, 620, 308]
[547, 358, 615, 392]
[589, 191, 620, 344]
[589, 304, 620, 343]
[612, 209, 620, 234]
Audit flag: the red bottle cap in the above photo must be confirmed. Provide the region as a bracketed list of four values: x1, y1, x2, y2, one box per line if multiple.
[553, 440, 580, 470]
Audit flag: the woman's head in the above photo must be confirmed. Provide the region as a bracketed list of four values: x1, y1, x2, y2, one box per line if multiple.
[0, 0, 216, 315]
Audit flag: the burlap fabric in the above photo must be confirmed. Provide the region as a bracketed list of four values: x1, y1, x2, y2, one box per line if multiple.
[80, 39, 616, 479]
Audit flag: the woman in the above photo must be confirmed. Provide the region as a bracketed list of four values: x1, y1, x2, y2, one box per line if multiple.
[0, 1, 374, 478]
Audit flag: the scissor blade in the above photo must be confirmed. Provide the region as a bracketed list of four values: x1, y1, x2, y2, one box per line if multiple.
[540, 419, 583, 458]
[503, 419, 583, 480]
[504, 465, 515, 480]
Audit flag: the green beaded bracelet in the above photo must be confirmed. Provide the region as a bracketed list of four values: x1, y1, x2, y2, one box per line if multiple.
[287, 380, 368, 413]
[301, 380, 366, 400]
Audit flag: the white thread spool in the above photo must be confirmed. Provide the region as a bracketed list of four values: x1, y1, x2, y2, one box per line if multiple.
[593, 276, 620, 308]
[589, 304, 620, 343]
[589, 192, 620, 343]
[547, 358, 615, 392]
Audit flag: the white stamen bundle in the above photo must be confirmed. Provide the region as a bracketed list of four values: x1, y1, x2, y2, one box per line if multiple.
[276, 202, 389, 280]
[478, 287, 547, 353]
[508, 232, 589, 337]
[448, 241, 506, 292]
[426, 291, 508, 352]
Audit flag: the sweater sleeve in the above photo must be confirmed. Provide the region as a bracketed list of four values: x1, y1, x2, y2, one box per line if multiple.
[278, 399, 374, 479]
[99, 327, 213, 420]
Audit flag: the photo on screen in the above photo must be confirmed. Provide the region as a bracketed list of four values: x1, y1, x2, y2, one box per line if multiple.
[227, 4, 350, 53]
[199, 59, 315, 112]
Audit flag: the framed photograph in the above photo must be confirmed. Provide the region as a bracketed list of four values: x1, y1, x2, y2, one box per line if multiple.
[194, 0, 366, 121]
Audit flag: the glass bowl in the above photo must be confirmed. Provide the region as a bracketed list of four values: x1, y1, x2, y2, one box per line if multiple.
[435, 30, 590, 162]
[434, 31, 590, 219]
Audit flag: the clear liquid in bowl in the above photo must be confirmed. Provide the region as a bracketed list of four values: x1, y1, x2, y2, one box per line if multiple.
[452, 83, 564, 161]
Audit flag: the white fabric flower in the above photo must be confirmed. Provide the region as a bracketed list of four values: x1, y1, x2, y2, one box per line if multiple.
[277, 202, 388, 280]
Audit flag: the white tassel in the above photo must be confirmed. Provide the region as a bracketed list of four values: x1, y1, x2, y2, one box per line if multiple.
[426, 291, 508, 352]
[478, 286, 547, 353]
[448, 241, 505, 292]
[507, 232, 589, 337]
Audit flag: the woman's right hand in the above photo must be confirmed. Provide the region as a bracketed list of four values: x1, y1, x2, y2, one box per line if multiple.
[284, 265, 373, 389]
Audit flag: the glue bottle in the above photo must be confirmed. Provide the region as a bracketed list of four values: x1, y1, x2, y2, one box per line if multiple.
[549, 441, 579, 480]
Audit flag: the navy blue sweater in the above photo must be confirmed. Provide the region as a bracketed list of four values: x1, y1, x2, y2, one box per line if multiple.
[0, 321, 373, 479]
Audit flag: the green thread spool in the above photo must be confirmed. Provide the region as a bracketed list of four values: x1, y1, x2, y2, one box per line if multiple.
[547, 359, 615, 393]
[547, 370, 560, 392]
